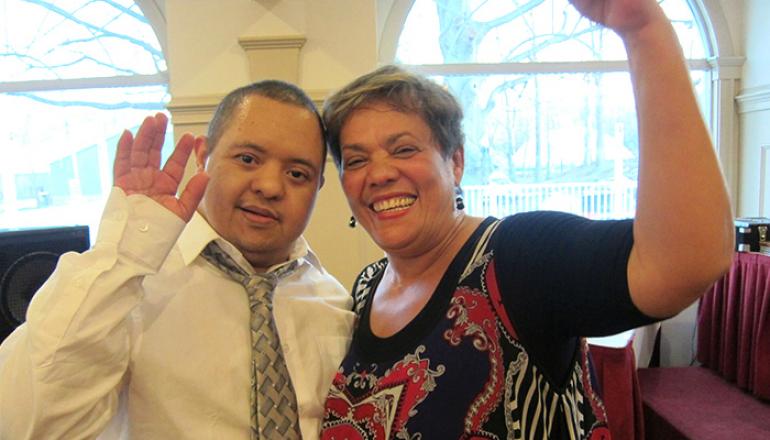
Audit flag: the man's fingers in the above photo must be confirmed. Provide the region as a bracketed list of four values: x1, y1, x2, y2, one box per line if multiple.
[114, 129, 134, 181]
[162, 133, 196, 183]
[130, 115, 158, 168]
[177, 171, 209, 222]
[148, 113, 168, 170]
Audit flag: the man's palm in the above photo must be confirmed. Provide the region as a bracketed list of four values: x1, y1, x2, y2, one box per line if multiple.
[113, 113, 209, 222]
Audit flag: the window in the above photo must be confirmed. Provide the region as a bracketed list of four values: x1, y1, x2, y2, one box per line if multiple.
[0, 0, 169, 240]
[393, 0, 711, 219]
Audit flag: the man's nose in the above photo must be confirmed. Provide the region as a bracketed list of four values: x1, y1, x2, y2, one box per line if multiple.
[250, 163, 285, 199]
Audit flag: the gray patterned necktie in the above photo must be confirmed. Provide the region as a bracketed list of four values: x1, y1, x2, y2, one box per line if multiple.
[201, 242, 301, 439]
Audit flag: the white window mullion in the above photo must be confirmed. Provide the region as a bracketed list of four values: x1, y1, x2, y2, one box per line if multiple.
[402, 60, 711, 76]
[0, 73, 169, 94]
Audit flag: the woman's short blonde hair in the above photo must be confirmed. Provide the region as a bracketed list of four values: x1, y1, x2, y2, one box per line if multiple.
[323, 65, 464, 168]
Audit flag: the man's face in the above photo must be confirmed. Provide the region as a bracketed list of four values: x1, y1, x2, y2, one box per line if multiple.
[197, 95, 325, 271]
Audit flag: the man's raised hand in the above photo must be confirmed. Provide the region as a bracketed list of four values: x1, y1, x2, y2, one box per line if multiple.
[113, 113, 209, 222]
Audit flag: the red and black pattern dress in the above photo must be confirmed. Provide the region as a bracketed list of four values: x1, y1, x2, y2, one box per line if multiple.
[321, 213, 657, 440]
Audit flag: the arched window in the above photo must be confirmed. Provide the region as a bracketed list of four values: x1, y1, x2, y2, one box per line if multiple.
[0, 0, 169, 239]
[390, 0, 713, 219]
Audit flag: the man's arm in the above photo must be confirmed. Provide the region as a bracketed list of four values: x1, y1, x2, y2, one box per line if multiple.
[570, 0, 734, 318]
[0, 114, 208, 438]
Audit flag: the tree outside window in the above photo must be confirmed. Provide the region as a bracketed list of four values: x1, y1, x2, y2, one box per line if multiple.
[1, 0, 169, 239]
[395, 0, 710, 219]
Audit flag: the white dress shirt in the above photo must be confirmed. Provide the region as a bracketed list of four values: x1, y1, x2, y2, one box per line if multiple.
[0, 188, 355, 439]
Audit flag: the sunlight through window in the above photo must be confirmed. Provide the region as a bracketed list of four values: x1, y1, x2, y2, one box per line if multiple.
[0, 0, 170, 240]
[395, 0, 710, 219]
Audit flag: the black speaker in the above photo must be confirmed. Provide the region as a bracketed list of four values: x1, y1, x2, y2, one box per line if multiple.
[0, 225, 90, 343]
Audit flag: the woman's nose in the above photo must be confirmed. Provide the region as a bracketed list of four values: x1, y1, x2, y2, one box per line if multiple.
[365, 158, 399, 187]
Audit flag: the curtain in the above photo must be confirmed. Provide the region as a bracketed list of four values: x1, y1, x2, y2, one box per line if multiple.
[697, 252, 770, 400]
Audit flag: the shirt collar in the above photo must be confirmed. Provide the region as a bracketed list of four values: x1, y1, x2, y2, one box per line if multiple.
[178, 211, 323, 273]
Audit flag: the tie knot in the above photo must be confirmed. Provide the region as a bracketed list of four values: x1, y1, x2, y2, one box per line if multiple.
[201, 241, 299, 302]
[245, 274, 276, 293]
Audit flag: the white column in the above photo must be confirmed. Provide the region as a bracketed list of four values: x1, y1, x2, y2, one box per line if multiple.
[709, 56, 745, 216]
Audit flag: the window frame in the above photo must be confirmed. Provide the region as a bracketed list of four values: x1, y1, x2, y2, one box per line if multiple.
[378, 0, 743, 210]
[0, 0, 168, 95]
[0, 0, 170, 237]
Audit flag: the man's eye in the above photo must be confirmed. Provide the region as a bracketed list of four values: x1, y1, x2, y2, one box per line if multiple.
[288, 170, 309, 181]
[238, 154, 255, 164]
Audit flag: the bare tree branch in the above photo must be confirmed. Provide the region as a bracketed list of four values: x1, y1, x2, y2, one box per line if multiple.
[437, 0, 545, 61]
[21, 0, 163, 61]
[28, 53, 139, 76]
[89, 0, 147, 23]
[57, 36, 153, 72]
[1, 52, 49, 70]
[505, 26, 602, 63]
[481, 77, 530, 114]
[476, 0, 544, 35]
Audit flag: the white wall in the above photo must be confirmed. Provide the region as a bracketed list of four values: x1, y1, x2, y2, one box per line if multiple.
[737, 0, 770, 217]
[165, 0, 379, 100]
[740, 0, 768, 89]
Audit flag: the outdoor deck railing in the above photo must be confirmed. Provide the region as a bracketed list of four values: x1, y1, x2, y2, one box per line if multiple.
[464, 181, 637, 220]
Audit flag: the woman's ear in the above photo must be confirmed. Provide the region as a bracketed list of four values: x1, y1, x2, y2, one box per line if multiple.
[451, 146, 465, 186]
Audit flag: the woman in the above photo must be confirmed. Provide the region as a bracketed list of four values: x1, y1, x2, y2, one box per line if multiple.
[319, 0, 734, 438]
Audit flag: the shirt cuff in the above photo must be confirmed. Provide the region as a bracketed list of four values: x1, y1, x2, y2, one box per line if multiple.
[97, 187, 186, 272]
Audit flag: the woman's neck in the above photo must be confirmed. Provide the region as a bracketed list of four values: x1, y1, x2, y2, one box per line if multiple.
[384, 213, 483, 285]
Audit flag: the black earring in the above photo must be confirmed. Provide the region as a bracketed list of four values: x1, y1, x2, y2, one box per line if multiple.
[348, 216, 356, 228]
[455, 186, 465, 210]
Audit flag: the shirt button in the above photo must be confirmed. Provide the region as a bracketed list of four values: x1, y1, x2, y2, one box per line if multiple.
[138, 224, 149, 232]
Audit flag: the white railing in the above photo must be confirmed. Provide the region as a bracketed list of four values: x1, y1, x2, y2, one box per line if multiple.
[464, 180, 637, 220]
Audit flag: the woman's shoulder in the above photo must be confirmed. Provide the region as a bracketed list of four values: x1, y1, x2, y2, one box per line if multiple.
[350, 257, 388, 316]
[354, 258, 388, 288]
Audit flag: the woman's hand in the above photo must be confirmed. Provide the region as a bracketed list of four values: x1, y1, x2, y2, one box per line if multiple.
[569, 0, 665, 37]
[113, 112, 209, 222]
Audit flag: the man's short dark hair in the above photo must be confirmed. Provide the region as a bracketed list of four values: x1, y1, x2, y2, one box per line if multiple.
[206, 80, 327, 162]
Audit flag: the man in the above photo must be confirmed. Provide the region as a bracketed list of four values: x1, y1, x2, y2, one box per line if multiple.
[0, 81, 354, 439]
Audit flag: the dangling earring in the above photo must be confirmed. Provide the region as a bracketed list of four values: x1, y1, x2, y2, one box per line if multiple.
[348, 216, 356, 228]
[455, 186, 465, 210]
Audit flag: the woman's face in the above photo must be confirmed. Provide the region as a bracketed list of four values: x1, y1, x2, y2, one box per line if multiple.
[338, 102, 464, 256]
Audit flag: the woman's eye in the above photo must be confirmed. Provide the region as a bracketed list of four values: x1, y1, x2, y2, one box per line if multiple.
[343, 158, 364, 169]
[394, 145, 417, 156]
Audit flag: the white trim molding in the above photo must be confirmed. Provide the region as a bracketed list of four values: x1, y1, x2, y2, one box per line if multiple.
[166, 94, 222, 129]
[736, 85, 770, 114]
[238, 35, 306, 83]
[166, 89, 333, 135]
[708, 56, 745, 79]
[760, 145, 770, 217]
[238, 35, 306, 51]
[709, 56, 745, 212]
[135, 0, 167, 56]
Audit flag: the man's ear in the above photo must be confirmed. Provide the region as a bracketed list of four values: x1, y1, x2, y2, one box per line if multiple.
[194, 136, 209, 170]
[319, 174, 325, 189]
